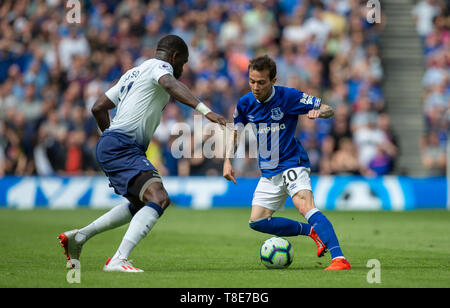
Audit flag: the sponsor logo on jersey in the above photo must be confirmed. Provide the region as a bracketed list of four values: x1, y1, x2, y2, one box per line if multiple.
[257, 123, 286, 134]
[159, 63, 172, 72]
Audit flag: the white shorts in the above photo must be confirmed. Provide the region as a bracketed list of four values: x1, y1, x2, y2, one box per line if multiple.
[252, 167, 312, 212]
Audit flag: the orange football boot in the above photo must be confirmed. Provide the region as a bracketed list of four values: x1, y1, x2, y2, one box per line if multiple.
[324, 258, 351, 271]
[309, 228, 328, 257]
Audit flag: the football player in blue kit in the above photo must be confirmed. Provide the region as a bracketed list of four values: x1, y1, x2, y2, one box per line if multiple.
[223, 55, 350, 270]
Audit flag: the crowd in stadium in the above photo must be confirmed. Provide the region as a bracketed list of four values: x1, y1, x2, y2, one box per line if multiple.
[413, 0, 449, 176]
[0, 0, 427, 178]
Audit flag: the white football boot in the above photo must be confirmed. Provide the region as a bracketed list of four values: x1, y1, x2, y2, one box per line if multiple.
[103, 257, 144, 273]
[58, 229, 83, 269]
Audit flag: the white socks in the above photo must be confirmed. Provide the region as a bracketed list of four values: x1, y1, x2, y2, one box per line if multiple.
[75, 202, 133, 245]
[111, 205, 161, 261]
[73, 202, 162, 262]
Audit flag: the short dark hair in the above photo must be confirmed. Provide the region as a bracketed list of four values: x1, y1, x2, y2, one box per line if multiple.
[248, 55, 277, 80]
[156, 34, 189, 56]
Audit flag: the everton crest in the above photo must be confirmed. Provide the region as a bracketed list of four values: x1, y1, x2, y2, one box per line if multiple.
[270, 107, 284, 121]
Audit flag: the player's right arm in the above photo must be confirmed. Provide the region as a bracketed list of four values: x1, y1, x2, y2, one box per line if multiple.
[223, 102, 248, 185]
[91, 94, 116, 132]
[223, 129, 238, 184]
[158, 74, 226, 127]
[307, 103, 334, 119]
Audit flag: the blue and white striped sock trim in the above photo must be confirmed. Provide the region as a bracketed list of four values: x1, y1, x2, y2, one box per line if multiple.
[305, 208, 320, 222]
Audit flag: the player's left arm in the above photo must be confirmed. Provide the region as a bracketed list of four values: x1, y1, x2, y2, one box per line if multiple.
[307, 103, 334, 119]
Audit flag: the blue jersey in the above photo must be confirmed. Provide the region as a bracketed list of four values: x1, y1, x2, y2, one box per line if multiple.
[233, 86, 321, 177]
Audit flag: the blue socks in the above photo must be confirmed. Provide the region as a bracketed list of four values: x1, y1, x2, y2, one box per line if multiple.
[249, 217, 311, 237]
[249, 209, 345, 260]
[306, 209, 344, 259]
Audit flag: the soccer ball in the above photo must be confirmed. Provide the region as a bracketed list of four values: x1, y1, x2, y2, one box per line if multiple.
[260, 237, 294, 269]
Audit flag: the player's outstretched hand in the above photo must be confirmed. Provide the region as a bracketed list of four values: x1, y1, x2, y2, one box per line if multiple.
[205, 112, 227, 127]
[307, 108, 321, 119]
[223, 159, 237, 184]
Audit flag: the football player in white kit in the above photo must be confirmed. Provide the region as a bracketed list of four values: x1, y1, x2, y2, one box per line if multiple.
[58, 35, 226, 272]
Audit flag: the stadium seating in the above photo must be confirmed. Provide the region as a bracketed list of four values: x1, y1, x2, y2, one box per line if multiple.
[413, 0, 449, 176]
[0, 0, 410, 177]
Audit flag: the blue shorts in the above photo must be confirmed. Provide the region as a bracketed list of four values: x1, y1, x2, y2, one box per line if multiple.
[96, 130, 157, 196]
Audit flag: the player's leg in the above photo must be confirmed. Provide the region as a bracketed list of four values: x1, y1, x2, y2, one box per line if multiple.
[285, 167, 349, 266]
[58, 200, 133, 267]
[67, 200, 134, 245]
[290, 190, 326, 257]
[291, 189, 350, 270]
[292, 189, 343, 258]
[249, 205, 313, 236]
[250, 204, 274, 222]
[248, 177, 312, 237]
[58, 133, 140, 266]
[108, 171, 169, 265]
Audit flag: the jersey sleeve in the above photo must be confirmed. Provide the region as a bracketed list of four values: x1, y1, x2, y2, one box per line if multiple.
[286, 88, 322, 115]
[151, 60, 174, 84]
[105, 81, 121, 106]
[233, 98, 248, 127]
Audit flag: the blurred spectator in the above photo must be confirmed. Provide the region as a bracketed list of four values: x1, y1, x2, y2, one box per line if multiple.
[420, 131, 446, 176]
[412, 0, 441, 46]
[146, 139, 168, 176]
[242, 0, 277, 49]
[329, 103, 352, 148]
[318, 134, 335, 175]
[0, 144, 4, 176]
[331, 137, 360, 175]
[416, 0, 449, 173]
[161, 134, 182, 176]
[58, 26, 90, 71]
[233, 153, 261, 178]
[33, 124, 54, 176]
[2, 110, 32, 175]
[353, 114, 397, 176]
[377, 112, 399, 170]
[0, 80, 19, 117]
[63, 129, 98, 175]
[18, 83, 42, 122]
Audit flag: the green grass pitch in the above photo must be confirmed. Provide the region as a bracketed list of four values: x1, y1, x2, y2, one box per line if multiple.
[0, 207, 449, 288]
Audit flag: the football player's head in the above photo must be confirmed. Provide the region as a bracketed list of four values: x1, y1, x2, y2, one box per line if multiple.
[248, 55, 277, 102]
[156, 35, 189, 79]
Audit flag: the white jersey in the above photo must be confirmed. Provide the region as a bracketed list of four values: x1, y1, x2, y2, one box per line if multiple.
[104, 58, 174, 148]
